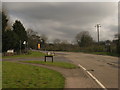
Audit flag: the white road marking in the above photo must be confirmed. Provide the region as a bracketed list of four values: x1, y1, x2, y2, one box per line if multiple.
[78, 64, 107, 90]
[78, 64, 86, 71]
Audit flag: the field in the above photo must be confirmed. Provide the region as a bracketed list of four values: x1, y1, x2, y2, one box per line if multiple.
[0, 61, 1, 89]
[3, 61, 65, 88]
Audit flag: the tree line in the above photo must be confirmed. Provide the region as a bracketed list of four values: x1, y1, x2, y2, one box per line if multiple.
[46, 31, 119, 55]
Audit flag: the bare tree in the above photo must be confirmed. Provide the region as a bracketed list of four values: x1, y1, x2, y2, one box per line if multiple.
[40, 34, 48, 43]
[53, 39, 61, 44]
[27, 28, 37, 37]
[114, 33, 120, 40]
[75, 31, 93, 47]
[27, 29, 40, 49]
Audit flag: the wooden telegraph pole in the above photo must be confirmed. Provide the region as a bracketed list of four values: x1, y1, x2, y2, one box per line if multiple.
[95, 24, 101, 44]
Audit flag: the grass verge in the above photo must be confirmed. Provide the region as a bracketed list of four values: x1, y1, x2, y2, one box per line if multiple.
[21, 61, 78, 69]
[0, 61, 1, 89]
[3, 51, 45, 59]
[3, 61, 65, 88]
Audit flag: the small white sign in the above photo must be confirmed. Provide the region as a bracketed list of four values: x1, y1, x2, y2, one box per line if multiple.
[47, 52, 51, 55]
[7, 49, 14, 53]
[23, 41, 26, 44]
[47, 52, 55, 56]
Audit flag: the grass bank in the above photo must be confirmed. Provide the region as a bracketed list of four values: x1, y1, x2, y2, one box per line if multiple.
[0, 61, 1, 89]
[3, 51, 45, 59]
[3, 61, 65, 88]
[21, 61, 78, 69]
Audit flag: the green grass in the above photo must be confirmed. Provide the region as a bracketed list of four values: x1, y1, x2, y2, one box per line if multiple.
[3, 51, 45, 59]
[21, 61, 78, 69]
[0, 61, 1, 89]
[2, 61, 65, 88]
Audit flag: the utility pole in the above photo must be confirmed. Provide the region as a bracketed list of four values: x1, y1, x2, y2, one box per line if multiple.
[27, 41, 28, 53]
[95, 24, 101, 44]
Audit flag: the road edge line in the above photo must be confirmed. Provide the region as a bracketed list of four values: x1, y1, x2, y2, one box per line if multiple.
[78, 64, 107, 90]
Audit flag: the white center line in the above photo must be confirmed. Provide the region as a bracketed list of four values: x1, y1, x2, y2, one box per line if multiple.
[78, 64, 107, 90]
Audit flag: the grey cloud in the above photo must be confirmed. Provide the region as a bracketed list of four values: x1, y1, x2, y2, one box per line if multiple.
[3, 2, 118, 42]
[3, 2, 116, 23]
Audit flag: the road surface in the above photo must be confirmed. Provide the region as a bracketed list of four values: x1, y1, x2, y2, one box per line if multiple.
[55, 52, 118, 88]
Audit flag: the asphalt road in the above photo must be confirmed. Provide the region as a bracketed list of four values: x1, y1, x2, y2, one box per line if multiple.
[55, 52, 118, 88]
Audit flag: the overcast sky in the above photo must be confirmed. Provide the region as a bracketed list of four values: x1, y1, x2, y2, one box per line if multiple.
[3, 2, 118, 43]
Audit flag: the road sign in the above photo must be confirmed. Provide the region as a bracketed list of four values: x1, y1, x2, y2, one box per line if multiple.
[38, 44, 41, 49]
